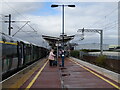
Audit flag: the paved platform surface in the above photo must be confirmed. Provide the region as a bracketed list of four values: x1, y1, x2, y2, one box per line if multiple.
[20, 60, 61, 89]
[20, 58, 120, 89]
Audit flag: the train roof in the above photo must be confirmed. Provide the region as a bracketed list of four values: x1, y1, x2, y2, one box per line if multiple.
[15, 37, 30, 44]
[1, 32, 31, 45]
[0, 32, 47, 49]
[0, 32, 17, 43]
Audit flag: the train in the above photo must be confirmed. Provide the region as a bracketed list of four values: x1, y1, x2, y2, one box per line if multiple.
[0, 32, 48, 80]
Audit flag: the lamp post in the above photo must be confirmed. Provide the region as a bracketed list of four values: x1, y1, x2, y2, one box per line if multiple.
[51, 4, 75, 67]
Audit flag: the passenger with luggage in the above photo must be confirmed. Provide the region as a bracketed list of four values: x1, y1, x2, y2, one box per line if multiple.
[48, 49, 56, 66]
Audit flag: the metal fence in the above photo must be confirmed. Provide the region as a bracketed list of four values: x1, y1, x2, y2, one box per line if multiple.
[80, 51, 120, 60]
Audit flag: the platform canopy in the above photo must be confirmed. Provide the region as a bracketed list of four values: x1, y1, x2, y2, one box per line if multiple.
[42, 34, 75, 47]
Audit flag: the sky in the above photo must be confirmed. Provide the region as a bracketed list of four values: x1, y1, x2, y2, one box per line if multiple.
[0, 0, 119, 47]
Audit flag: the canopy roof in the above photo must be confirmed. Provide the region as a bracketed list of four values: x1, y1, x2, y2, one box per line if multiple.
[42, 35, 75, 47]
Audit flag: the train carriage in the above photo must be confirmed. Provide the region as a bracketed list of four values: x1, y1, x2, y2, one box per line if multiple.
[1, 33, 18, 75]
[0, 32, 48, 80]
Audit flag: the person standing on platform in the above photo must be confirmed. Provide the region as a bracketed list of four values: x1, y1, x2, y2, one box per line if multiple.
[59, 50, 62, 58]
[48, 49, 55, 66]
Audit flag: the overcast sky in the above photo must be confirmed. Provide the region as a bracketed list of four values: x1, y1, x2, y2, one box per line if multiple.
[0, 0, 119, 47]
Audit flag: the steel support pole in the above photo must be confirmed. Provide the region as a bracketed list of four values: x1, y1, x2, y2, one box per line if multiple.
[100, 30, 103, 55]
[62, 5, 64, 67]
[8, 14, 11, 36]
[57, 43, 59, 59]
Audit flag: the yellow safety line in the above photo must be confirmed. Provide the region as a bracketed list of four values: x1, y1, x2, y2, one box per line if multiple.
[0, 41, 17, 45]
[0, 41, 4, 43]
[5, 42, 18, 45]
[70, 59, 120, 90]
[25, 60, 49, 89]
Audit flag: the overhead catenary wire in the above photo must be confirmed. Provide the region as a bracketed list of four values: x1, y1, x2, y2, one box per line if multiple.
[12, 24, 39, 43]
[2, 0, 38, 35]
[2, 0, 29, 19]
[12, 21, 29, 37]
[26, 23, 37, 33]
[76, 5, 118, 42]
[2, 1, 119, 45]
[12, 24, 42, 42]
[88, 5, 118, 30]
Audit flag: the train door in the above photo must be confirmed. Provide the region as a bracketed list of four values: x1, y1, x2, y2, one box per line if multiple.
[21, 43, 24, 65]
[17, 42, 24, 68]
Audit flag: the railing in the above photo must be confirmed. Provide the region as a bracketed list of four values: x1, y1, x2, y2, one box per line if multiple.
[88, 52, 120, 60]
[78, 51, 120, 74]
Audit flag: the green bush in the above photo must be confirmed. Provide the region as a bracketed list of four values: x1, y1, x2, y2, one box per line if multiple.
[70, 50, 79, 58]
[95, 55, 106, 67]
[80, 49, 100, 52]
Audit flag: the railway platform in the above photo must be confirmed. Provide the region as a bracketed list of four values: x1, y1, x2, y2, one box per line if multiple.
[3, 58, 120, 89]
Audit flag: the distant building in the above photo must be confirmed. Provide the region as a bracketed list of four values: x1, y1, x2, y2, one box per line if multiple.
[67, 43, 78, 50]
[109, 45, 120, 51]
[75, 43, 109, 50]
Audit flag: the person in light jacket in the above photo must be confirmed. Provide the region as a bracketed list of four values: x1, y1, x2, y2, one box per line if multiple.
[48, 49, 55, 66]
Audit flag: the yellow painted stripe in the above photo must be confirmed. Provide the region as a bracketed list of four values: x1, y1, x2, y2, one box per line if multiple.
[5, 42, 18, 45]
[70, 59, 120, 90]
[25, 60, 49, 89]
[0, 41, 17, 45]
[10, 59, 47, 88]
[0, 41, 4, 43]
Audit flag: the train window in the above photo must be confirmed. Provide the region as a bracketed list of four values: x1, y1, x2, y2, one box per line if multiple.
[9, 37, 14, 42]
[26, 45, 31, 55]
[0, 33, 2, 41]
[2, 35, 10, 42]
[2, 36, 6, 42]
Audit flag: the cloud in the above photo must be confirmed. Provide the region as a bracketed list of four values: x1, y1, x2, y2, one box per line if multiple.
[1, 2, 118, 46]
[1, 2, 43, 18]
[3, 0, 120, 2]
